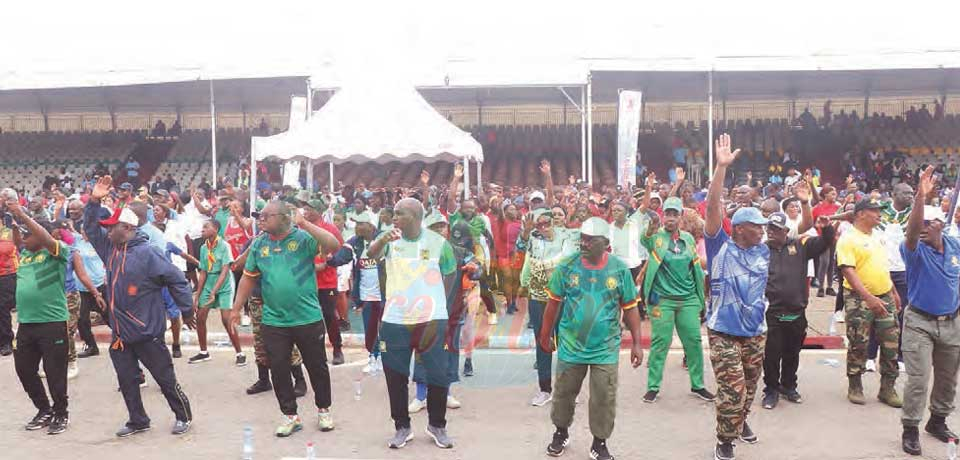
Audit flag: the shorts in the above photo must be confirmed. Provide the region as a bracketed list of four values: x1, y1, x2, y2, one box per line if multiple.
[200, 273, 234, 309]
[162, 287, 180, 318]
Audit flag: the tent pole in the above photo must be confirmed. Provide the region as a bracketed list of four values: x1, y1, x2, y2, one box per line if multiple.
[708, 70, 714, 182]
[209, 79, 217, 187]
[306, 160, 314, 191]
[477, 161, 482, 197]
[586, 73, 593, 187]
[581, 86, 587, 182]
[306, 78, 313, 117]
[329, 162, 334, 193]
[463, 158, 470, 201]
[249, 148, 257, 225]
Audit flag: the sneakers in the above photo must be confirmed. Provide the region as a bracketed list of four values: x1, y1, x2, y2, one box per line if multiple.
[235, 353, 247, 367]
[25, 410, 52, 431]
[293, 378, 307, 397]
[78, 346, 99, 358]
[67, 361, 79, 380]
[833, 310, 845, 323]
[816, 289, 825, 297]
[408, 398, 427, 414]
[331, 349, 345, 365]
[447, 394, 462, 409]
[531, 391, 553, 407]
[339, 319, 351, 332]
[246, 379, 272, 395]
[739, 421, 758, 444]
[0, 343, 12, 356]
[425, 425, 454, 449]
[642, 390, 659, 403]
[116, 424, 151, 437]
[826, 287, 837, 296]
[762, 388, 779, 409]
[488, 312, 498, 325]
[362, 355, 376, 374]
[780, 387, 803, 404]
[388, 427, 414, 449]
[171, 420, 191, 435]
[692, 388, 716, 402]
[171, 344, 182, 359]
[547, 428, 569, 457]
[865, 359, 876, 372]
[47, 414, 68, 435]
[714, 441, 735, 460]
[187, 352, 211, 364]
[275, 415, 303, 437]
[925, 415, 958, 443]
[463, 358, 474, 377]
[590, 438, 614, 460]
[317, 409, 334, 432]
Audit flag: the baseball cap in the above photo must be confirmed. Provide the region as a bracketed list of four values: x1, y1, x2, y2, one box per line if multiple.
[767, 212, 789, 229]
[154, 189, 170, 198]
[423, 211, 448, 228]
[529, 191, 546, 202]
[854, 197, 884, 213]
[304, 198, 326, 210]
[99, 207, 139, 226]
[531, 208, 553, 222]
[662, 197, 683, 213]
[119, 182, 133, 191]
[731, 207, 769, 226]
[351, 210, 378, 225]
[294, 189, 311, 203]
[923, 205, 947, 223]
[580, 217, 610, 237]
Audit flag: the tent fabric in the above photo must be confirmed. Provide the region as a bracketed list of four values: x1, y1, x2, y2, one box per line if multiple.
[252, 83, 482, 164]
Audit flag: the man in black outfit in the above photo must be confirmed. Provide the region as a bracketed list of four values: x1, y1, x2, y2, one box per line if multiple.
[761, 212, 834, 409]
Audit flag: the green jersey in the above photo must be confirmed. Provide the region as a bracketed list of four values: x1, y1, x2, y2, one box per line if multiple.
[200, 237, 235, 293]
[546, 253, 638, 365]
[16, 241, 69, 324]
[244, 229, 322, 327]
[647, 233, 698, 300]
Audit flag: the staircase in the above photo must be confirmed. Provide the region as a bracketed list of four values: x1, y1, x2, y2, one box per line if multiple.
[129, 139, 175, 185]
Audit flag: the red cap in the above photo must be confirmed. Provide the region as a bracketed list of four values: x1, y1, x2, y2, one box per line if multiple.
[98, 207, 123, 226]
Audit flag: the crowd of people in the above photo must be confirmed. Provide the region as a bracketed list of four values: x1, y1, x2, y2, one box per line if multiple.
[2, 130, 960, 460]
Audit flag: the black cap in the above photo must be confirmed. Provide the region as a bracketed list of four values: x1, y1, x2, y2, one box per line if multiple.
[768, 212, 789, 229]
[854, 197, 884, 213]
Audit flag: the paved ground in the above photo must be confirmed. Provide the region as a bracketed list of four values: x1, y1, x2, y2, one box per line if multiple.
[0, 346, 950, 460]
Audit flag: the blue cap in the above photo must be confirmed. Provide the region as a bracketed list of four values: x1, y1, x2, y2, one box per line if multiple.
[731, 207, 769, 226]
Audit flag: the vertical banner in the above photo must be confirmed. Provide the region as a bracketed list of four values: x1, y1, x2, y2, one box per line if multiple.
[617, 90, 642, 188]
[283, 161, 302, 189]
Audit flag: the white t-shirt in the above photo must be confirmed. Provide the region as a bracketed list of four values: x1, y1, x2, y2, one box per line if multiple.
[161, 218, 189, 272]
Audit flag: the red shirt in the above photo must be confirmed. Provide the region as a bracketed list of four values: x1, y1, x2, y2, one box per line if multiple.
[312, 219, 343, 289]
[696, 201, 732, 235]
[812, 201, 840, 235]
[0, 228, 18, 276]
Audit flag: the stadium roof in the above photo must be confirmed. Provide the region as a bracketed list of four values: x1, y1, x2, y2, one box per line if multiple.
[2, 0, 959, 111]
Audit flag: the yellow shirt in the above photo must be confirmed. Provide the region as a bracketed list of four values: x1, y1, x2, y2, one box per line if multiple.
[836, 227, 893, 295]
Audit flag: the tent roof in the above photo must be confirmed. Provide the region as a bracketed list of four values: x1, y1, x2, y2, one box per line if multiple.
[252, 84, 483, 164]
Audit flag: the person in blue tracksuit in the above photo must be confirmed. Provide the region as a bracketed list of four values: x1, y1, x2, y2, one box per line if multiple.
[83, 175, 197, 438]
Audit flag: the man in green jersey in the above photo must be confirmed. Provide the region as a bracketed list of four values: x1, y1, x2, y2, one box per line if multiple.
[8, 199, 72, 435]
[230, 201, 340, 438]
[540, 217, 644, 460]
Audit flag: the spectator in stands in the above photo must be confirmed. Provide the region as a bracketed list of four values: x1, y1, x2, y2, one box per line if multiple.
[798, 108, 817, 130]
[116, 183, 134, 208]
[162, 174, 178, 194]
[152, 120, 167, 137]
[147, 176, 162, 196]
[124, 157, 140, 188]
[169, 119, 182, 137]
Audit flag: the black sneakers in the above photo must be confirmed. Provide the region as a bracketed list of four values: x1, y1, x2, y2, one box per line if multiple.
[925, 415, 958, 443]
[642, 390, 659, 403]
[246, 379, 272, 395]
[692, 388, 716, 402]
[171, 344, 182, 359]
[171, 420, 191, 435]
[590, 438, 614, 460]
[25, 410, 52, 431]
[714, 441, 735, 460]
[463, 358, 474, 377]
[331, 349, 345, 365]
[546, 428, 569, 457]
[235, 354, 247, 367]
[780, 387, 803, 404]
[739, 422, 758, 444]
[116, 424, 151, 437]
[187, 352, 211, 364]
[0, 343, 12, 356]
[762, 388, 779, 409]
[78, 346, 99, 358]
[47, 414, 68, 435]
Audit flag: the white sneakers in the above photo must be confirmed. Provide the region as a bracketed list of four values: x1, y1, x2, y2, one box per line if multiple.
[865, 359, 877, 373]
[447, 395, 462, 409]
[833, 311, 845, 323]
[67, 361, 79, 380]
[531, 391, 553, 407]
[408, 398, 427, 414]
[362, 355, 382, 375]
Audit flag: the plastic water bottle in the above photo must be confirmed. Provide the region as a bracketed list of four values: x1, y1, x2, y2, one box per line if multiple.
[353, 377, 363, 401]
[948, 437, 958, 460]
[306, 441, 316, 460]
[828, 314, 838, 336]
[817, 358, 840, 368]
[241, 426, 254, 460]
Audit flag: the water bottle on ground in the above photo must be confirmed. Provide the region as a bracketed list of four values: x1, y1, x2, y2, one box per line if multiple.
[353, 377, 363, 401]
[817, 358, 840, 368]
[948, 437, 958, 460]
[241, 425, 254, 460]
[306, 441, 316, 460]
[828, 314, 838, 336]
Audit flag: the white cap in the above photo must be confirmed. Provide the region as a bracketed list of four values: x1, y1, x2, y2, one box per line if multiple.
[923, 205, 947, 223]
[580, 217, 610, 237]
[529, 191, 546, 202]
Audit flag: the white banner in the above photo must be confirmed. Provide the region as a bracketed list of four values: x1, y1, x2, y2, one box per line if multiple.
[282, 160, 302, 188]
[617, 90, 642, 188]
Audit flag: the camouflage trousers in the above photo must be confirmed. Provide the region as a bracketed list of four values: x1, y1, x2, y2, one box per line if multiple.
[844, 288, 899, 379]
[66, 292, 80, 363]
[249, 296, 302, 367]
[708, 329, 766, 442]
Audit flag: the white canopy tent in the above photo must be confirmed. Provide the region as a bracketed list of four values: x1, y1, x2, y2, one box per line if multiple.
[249, 82, 484, 208]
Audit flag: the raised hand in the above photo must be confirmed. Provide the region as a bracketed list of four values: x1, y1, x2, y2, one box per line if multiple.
[676, 167, 686, 183]
[453, 163, 464, 179]
[420, 169, 431, 185]
[714, 133, 740, 167]
[92, 175, 113, 200]
[540, 160, 551, 176]
[5, 199, 23, 217]
[794, 180, 812, 202]
[918, 165, 936, 198]
[645, 172, 657, 188]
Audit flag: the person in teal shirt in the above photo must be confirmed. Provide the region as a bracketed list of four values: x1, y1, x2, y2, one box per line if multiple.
[640, 197, 714, 404]
[189, 220, 243, 365]
[539, 217, 643, 460]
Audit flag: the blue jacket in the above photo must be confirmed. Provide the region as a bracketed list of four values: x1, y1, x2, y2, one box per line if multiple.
[84, 201, 194, 347]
